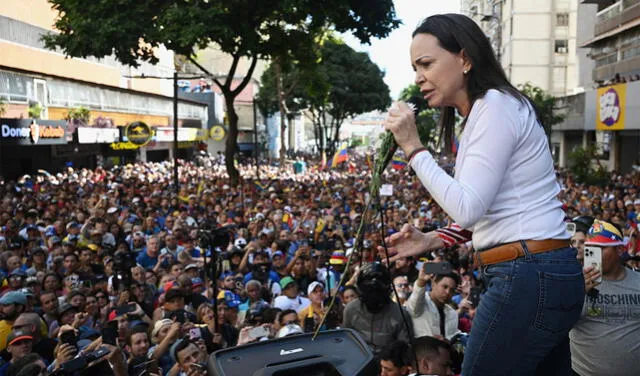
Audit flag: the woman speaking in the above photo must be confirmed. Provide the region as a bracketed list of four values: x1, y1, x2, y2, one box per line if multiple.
[384, 14, 584, 375]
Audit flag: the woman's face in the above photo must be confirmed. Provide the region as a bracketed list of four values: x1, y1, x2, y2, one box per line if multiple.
[343, 289, 357, 305]
[246, 285, 260, 301]
[85, 297, 98, 314]
[410, 33, 469, 112]
[201, 306, 215, 324]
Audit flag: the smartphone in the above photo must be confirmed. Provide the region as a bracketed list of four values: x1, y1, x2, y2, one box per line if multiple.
[60, 330, 77, 347]
[247, 325, 270, 339]
[566, 222, 577, 236]
[101, 325, 118, 346]
[169, 309, 187, 324]
[189, 327, 202, 340]
[423, 261, 453, 275]
[469, 287, 482, 307]
[115, 303, 137, 316]
[584, 246, 603, 283]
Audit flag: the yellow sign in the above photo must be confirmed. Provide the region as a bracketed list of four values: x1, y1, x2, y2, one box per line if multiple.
[596, 83, 625, 131]
[110, 142, 141, 150]
[210, 126, 226, 141]
[125, 121, 153, 145]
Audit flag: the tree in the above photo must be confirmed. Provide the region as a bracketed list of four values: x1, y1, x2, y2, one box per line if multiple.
[518, 82, 565, 137]
[257, 38, 391, 157]
[321, 40, 391, 153]
[256, 59, 316, 165]
[567, 144, 610, 186]
[398, 84, 439, 149]
[43, 0, 400, 185]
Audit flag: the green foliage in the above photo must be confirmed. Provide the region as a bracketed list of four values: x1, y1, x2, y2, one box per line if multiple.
[350, 138, 364, 148]
[66, 106, 91, 125]
[518, 82, 565, 136]
[398, 84, 438, 148]
[43, 0, 400, 183]
[28, 103, 42, 119]
[567, 144, 610, 186]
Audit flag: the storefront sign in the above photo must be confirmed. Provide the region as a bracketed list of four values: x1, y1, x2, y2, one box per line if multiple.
[110, 141, 141, 150]
[154, 127, 206, 142]
[0, 119, 67, 145]
[77, 127, 120, 144]
[210, 125, 226, 141]
[596, 83, 625, 131]
[124, 121, 152, 146]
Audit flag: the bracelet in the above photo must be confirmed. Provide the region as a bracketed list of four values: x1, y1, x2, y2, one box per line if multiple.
[408, 147, 428, 162]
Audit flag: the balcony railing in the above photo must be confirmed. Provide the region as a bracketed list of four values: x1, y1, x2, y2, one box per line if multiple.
[593, 54, 640, 80]
[595, 0, 640, 36]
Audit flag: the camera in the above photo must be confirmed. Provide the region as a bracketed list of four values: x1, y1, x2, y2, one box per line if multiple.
[54, 347, 111, 375]
[112, 249, 136, 291]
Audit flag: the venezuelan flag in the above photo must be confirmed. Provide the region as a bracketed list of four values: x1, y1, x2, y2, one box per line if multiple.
[254, 180, 268, 191]
[391, 156, 407, 170]
[330, 143, 348, 168]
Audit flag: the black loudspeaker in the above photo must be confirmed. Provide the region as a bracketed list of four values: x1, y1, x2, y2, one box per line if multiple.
[207, 329, 377, 376]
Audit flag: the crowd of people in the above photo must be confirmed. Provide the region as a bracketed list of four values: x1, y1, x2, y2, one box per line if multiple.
[0, 148, 635, 376]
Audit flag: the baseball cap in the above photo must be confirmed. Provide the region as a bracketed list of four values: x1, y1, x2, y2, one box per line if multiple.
[277, 324, 304, 338]
[185, 264, 199, 272]
[272, 250, 284, 259]
[307, 281, 325, 296]
[7, 329, 33, 346]
[0, 291, 27, 306]
[216, 290, 241, 309]
[165, 288, 187, 302]
[329, 250, 347, 265]
[151, 319, 173, 343]
[279, 276, 296, 290]
[585, 220, 625, 247]
[58, 302, 78, 316]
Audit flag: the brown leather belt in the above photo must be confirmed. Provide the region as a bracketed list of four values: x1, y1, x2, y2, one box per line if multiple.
[474, 239, 570, 267]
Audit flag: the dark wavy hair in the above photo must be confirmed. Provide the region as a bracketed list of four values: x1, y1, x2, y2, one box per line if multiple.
[412, 14, 542, 153]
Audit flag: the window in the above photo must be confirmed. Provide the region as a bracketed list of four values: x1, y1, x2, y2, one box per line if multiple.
[555, 39, 568, 53]
[556, 13, 569, 27]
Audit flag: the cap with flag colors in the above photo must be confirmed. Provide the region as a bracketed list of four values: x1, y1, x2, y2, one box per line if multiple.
[585, 220, 625, 247]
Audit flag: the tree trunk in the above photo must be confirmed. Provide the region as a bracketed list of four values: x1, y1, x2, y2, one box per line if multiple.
[275, 60, 287, 167]
[224, 95, 240, 186]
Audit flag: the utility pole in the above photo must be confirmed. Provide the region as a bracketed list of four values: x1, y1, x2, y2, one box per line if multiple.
[173, 71, 179, 194]
[253, 100, 260, 179]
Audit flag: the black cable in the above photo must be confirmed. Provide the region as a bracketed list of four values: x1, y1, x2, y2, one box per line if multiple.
[378, 201, 420, 371]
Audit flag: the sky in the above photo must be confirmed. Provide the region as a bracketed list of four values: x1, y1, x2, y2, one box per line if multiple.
[342, 0, 460, 100]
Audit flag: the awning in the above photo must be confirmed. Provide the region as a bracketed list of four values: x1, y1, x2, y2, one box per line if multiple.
[581, 17, 640, 47]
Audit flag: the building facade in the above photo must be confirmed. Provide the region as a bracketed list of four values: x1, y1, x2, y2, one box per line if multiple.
[462, 0, 580, 96]
[0, 0, 209, 177]
[551, 0, 640, 173]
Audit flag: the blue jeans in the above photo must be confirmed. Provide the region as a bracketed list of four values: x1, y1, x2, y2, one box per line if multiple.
[462, 245, 584, 376]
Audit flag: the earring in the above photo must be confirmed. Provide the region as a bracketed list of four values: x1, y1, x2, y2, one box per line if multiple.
[463, 69, 469, 75]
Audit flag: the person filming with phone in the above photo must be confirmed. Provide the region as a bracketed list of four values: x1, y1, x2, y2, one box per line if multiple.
[405, 264, 460, 341]
[570, 220, 640, 376]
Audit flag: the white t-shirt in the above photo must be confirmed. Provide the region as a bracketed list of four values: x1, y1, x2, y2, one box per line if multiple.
[273, 295, 310, 313]
[411, 89, 568, 250]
